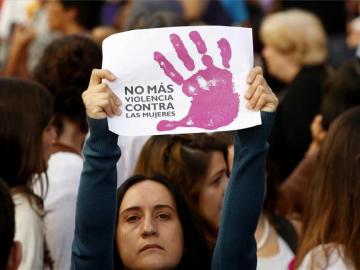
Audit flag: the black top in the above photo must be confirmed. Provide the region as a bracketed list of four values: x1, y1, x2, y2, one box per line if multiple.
[269, 65, 328, 180]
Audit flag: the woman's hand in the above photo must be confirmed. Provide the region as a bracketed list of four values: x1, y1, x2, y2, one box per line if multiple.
[11, 24, 36, 51]
[82, 69, 122, 119]
[245, 67, 278, 112]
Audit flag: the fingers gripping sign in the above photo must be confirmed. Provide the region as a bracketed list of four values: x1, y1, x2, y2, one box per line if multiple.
[154, 31, 240, 131]
[244, 67, 278, 112]
[82, 69, 122, 119]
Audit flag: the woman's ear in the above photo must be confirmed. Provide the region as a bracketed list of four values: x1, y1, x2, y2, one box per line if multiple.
[311, 114, 327, 144]
[307, 114, 327, 155]
[6, 241, 22, 270]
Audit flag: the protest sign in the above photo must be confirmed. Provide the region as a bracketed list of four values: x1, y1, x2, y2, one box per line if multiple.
[103, 26, 261, 136]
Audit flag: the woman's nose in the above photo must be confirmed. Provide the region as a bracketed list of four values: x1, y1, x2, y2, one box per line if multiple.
[141, 215, 158, 237]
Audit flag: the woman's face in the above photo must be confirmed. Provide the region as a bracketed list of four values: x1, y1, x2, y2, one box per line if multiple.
[117, 180, 184, 270]
[198, 151, 228, 231]
[47, 0, 68, 31]
[262, 44, 297, 83]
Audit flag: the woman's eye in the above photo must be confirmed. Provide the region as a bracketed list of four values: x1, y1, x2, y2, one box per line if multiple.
[211, 177, 221, 186]
[158, 213, 170, 220]
[211, 172, 228, 187]
[126, 215, 140, 223]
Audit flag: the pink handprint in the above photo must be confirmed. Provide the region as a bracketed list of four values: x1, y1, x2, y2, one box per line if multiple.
[154, 30, 239, 131]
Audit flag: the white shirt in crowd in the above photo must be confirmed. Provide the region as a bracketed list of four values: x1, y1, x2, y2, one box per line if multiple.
[298, 244, 354, 270]
[257, 236, 294, 270]
[13, 193, 44, 270]
[44, 151, 83, 270]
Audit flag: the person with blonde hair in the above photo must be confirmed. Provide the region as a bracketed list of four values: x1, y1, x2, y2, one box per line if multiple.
[260, 9, 327, 78]
[260, 9, 329, 180]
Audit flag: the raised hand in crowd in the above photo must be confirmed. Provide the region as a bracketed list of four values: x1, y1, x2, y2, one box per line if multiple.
[82, 69, 121, 119]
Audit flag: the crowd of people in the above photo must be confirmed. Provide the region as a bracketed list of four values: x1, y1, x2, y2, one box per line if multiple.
[0, 1, 359, 270]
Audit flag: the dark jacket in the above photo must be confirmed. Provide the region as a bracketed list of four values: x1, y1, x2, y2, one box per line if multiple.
[269, 65, 327, 180]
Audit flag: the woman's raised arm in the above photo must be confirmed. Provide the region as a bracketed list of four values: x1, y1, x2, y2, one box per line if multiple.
[71, 69, 121, 270]
[212, 67, 278, 270]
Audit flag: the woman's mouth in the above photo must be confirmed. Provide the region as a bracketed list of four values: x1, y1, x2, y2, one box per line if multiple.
[139, 244, 164, 253]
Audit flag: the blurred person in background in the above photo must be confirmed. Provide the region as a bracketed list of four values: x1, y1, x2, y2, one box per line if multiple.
[279, 58, 360, 219]
[281, 1, 352, 67]
[33, 35, 102, 270]
[1, 0, 103, 78]
[0, 0, 54, 77]
[0, 78, 55, 269]
[47, 0, 103, 35]
[120, 0, 249, 31]
[260, 9, 329, 181]
[295, 106, 360, 270]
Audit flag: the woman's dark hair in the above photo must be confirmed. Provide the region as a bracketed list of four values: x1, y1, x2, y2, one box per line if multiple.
[135, 134, 228, 247]
[34, 35, 102, 135]
[60, 0, 104, 30]
[321, 58, 360, 130]
[0, 178, 15, 270]
[114, 174, 212, 269]
[296, 106, 360, 269]
[0, 78, 53, 198]
[0, 78, 54, 268]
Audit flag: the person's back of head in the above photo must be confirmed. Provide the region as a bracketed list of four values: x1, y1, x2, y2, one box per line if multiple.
[297, 106, 360, 269]
[0, 178, 22, 270]
[135, 134, 228, 203]
[321, 58, 360, 130]
[0, 78, 54, 196]
[34, 35, 102, 135]
[126, 10, 187, 31]
[60, 0, 103, 31]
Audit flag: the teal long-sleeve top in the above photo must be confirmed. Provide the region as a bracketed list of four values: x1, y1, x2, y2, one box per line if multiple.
[71, 112, 275, 270]
[212, 112, 274, 270]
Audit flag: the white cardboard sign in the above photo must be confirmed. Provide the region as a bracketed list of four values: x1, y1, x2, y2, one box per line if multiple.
[103, 26, 261, 136]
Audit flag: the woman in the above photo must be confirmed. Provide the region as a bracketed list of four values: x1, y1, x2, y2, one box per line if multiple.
[295, 106, 360, 270]
[260, 9, 329, 180]
[71, 69, 211, 269]
[0, 78, 55, 269]
[113, 174, 211, 269]
[33, 35, 102, 270]
[72, 66, 278, 269]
